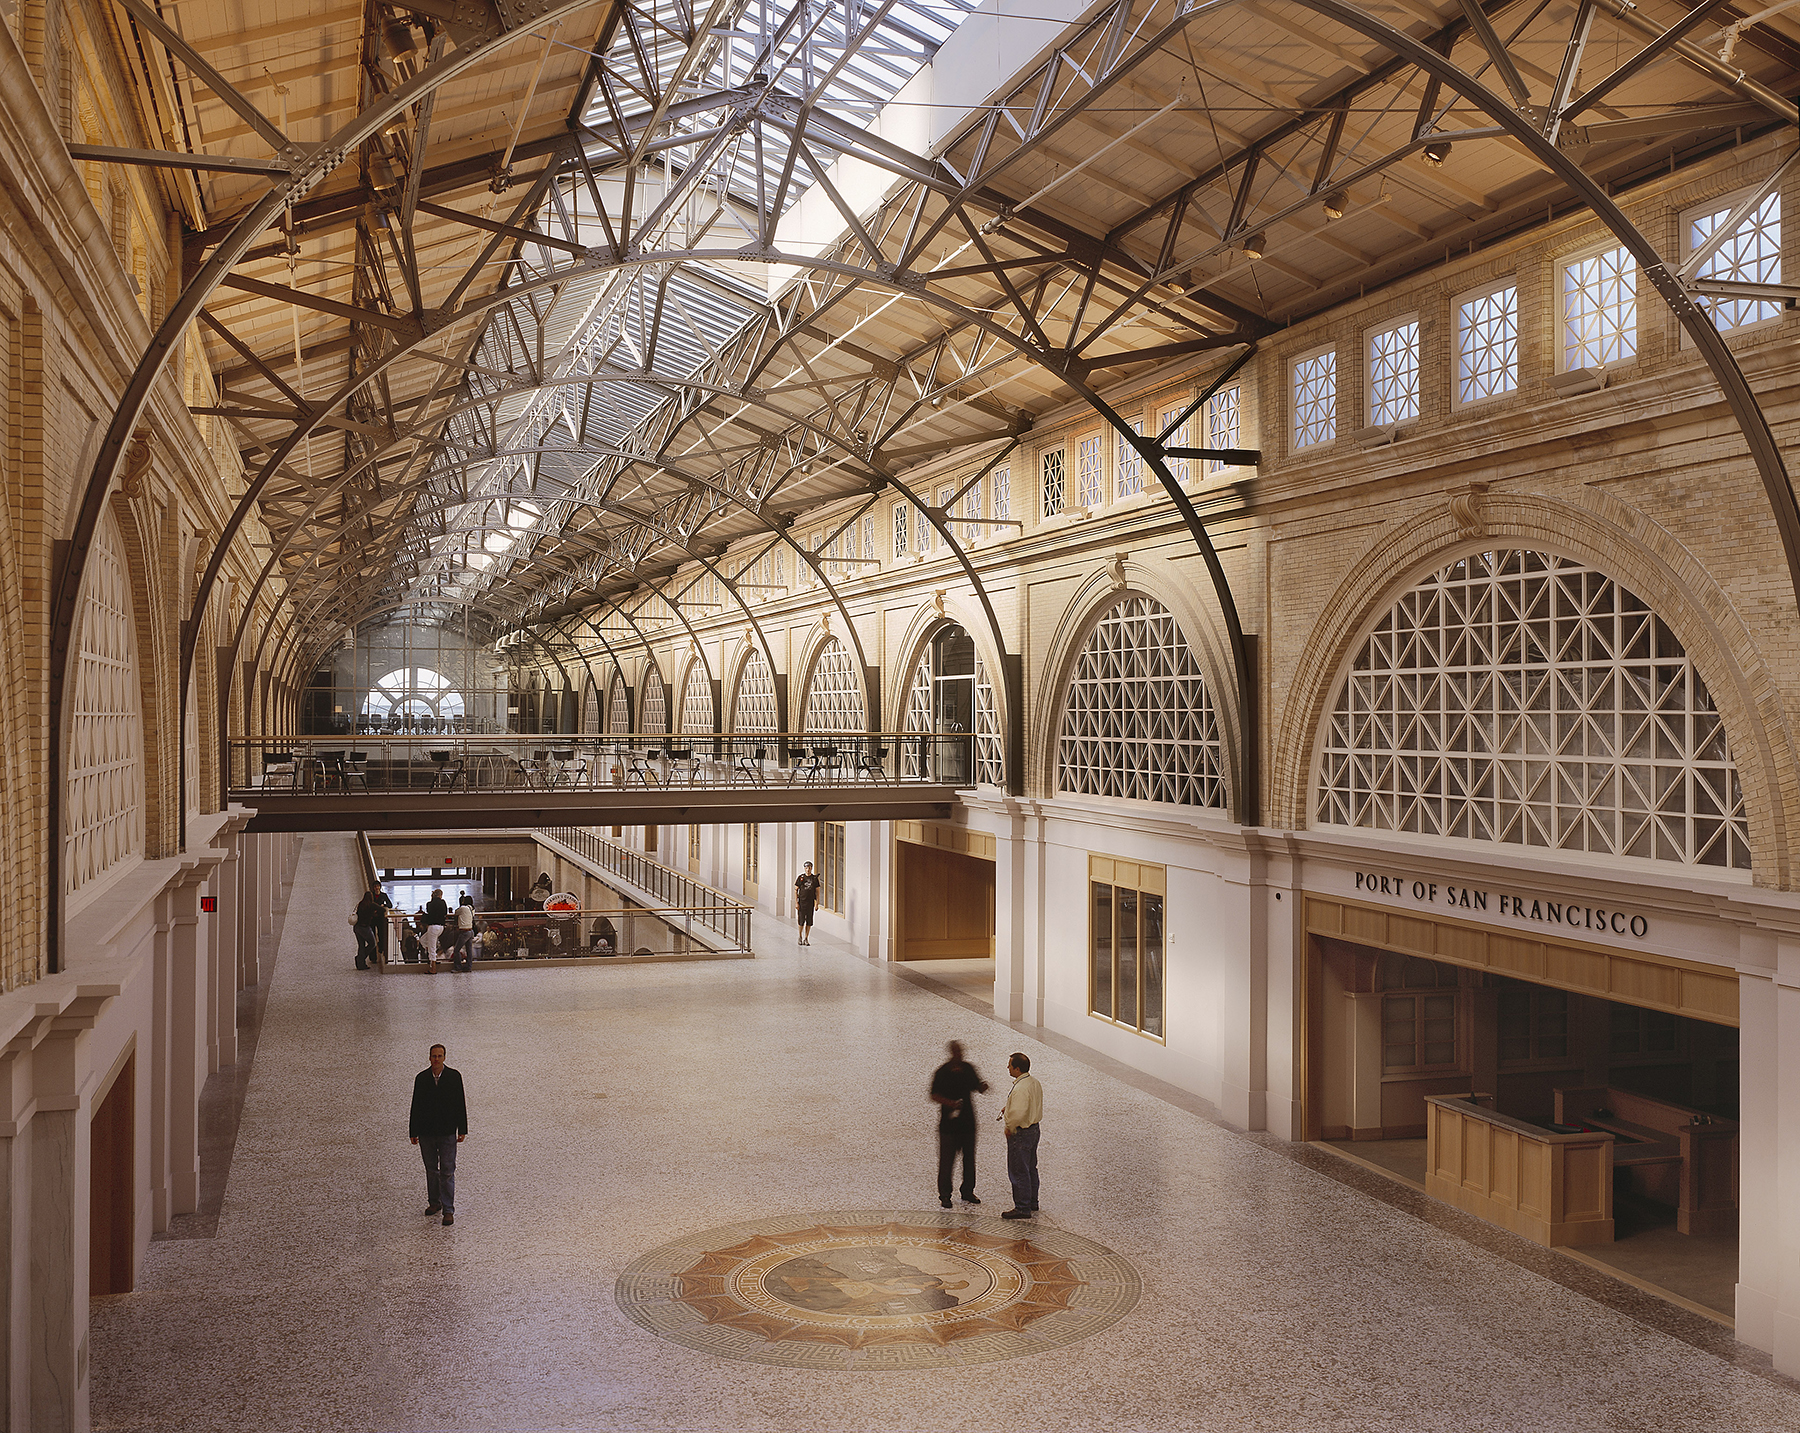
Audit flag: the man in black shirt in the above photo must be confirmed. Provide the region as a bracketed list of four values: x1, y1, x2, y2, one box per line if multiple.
[409, 1044, 467, 1225]
[928, 1040, 988, 1209]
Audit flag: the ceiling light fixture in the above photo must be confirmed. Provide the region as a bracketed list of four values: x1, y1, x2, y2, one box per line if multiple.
[1423, 140, 1451, 166]
[1322, 191, 1347, 220]
[1241, 233, 1266, 260]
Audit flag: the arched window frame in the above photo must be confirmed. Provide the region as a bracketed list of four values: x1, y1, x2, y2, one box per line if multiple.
[1054, 593, 1227, 809]
[1313, 548, 1751, 870]
[801, 637, 866, 734]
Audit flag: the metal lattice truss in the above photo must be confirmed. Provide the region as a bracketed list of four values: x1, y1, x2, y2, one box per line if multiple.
[1316, 549, 1753, 869]
[51, 0, 1800, 841]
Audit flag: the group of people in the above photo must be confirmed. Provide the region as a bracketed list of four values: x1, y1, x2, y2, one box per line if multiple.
[352, 887, 477, 972]
[930, 1041, 1044, 1219]
[400, 1038, 1047, 1233]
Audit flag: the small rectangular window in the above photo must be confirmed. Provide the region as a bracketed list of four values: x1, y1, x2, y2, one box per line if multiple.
[1562, 244, 1637, 370]
[915, 501, 931, 553]
[1367, 318, 1420, 426]
[1089, 859, 1164, 1039]
[1159, 406, 1190, 484]
[1455, 281, 1518, 406]
[1042, 449, 1065, 517]
[962, 478, 983, 544]
[688, 823, 700, 872]
[742, 822, 759, 894]
[893, 502, 908, 559]
[1684, 189, 1783, 334]
[862, 513, 875, 561]
[1205, 386, 1239, 474]
[937, 487, 955, 547]
[992, 465, 1010, 522]
[1115, 421, 1145, 498]
[1291, 347, 1336, 449]
[1076, 434, 1103, 508]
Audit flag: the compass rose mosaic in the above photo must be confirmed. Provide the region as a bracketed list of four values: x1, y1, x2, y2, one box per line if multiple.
[615, 1209, 1141, 1369]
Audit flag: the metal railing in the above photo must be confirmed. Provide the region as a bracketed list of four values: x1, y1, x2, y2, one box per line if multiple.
[538, 826, 751, 949]
[386, 900, 749, 961]
[228, 730, 975, 794]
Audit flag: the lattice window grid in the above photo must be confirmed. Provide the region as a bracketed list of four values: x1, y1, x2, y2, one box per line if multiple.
[66, 508, 144, 893]
[640, 669, 668, 734]
[1159, 407, 1190, 484]
[606, 676, 632, 733]
[803, 638, 866, 734]
[1687, 190, 1782, 333]
[732, 649, 777, 733]
[1368, 320, 1420, 426]
[681, 663, 714, 733]
[1115, 421, 1145, 498]
[1292, 349, 1336, 449]
[1077, 434, 1103, 508]
[1563, 245, 1637, 370]
[1315, 549, 1750, 869]
[1042, 449, 1065, 517]
[1206, 386, 1240, 473]
[1056, 596, 1226, 808]
[893, 502, 908, 560]
[1457, 283, 1518, 404]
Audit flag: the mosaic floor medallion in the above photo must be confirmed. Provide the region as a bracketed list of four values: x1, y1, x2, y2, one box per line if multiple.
[616, 1210, 1141, 1369]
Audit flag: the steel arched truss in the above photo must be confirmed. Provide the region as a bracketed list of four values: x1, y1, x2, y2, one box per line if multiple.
[50, 0, 1800, 969]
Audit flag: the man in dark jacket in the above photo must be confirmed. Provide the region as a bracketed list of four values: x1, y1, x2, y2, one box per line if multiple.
[352, 889, 385, 970]
[409, 1044, 467, 1225]
[928, 1040, 988, 1208]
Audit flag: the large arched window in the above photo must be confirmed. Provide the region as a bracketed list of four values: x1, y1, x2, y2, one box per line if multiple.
[732, 649, 777, 732]
[580, 677, 600, 734]
[361, 666, 466, 723]
[802, 637, 865, 733]
[1316, 550, 1750, 869]
[66, 507, 144, 893]
[606, 675, 632, 734]
[640, 668, 668, 735]
[1056, 595, 1226, 808]
[680, 662, 714, 734]
[902, 625, 1004, 785]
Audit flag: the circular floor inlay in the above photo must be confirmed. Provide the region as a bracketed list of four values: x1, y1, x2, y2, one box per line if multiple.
[616, 1210, 1140, 1368]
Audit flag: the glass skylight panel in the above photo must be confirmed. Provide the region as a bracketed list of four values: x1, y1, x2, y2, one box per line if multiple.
[1688, 191, 1783, 332]
[1563, 246, 1637, 370]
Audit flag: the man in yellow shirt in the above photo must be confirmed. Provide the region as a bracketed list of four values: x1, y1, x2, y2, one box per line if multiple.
[998, 1052, 1043, 1220]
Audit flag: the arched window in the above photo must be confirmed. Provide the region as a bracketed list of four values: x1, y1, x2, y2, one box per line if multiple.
[902, 625, 1004, 785]
[361, 666, 466, 723]
[640, 668, 668, 735]
[802, 637, 865, 733]
[66, 508, 144, 893]
[1056, 595, 1226, 808]
[1316, 550, 1750, 869]
[606, 675, 632, 734]
[732, 649, 777, 732]
[681, 662, 714, 734]
[580, 678, 600, 734]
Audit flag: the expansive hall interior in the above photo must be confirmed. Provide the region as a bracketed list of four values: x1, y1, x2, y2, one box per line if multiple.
[4, 0, 1799, 1425]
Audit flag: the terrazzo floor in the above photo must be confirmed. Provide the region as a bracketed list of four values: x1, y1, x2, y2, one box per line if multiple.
[89, 834, 1800, 1432]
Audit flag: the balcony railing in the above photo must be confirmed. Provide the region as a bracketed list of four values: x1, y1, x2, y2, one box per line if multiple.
[385, 900, 749, 961]
[538, 827, 751, 950]
[228, 731, 976, 795]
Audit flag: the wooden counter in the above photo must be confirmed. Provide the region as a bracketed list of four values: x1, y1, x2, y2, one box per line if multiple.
[1425, 1095, 1615, 1247]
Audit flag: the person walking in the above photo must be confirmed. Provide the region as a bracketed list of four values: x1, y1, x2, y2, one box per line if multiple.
[929, 1040, 988, 1208]
[371, 885, 395, 960]
[998, 1052, 1044, 1220]
[351, 888, 385, 970]
[452, 892, 476, 971]
[408, 1043, 467, 1226]
[793, 861, 820, 945]
[422, 888, 449, 971]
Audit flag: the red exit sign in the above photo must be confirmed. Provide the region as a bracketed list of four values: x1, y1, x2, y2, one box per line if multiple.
[200, 896, 218, 913]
